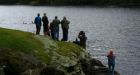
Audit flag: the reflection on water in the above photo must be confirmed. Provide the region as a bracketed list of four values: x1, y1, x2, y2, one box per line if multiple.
[0, 6, 140, 75]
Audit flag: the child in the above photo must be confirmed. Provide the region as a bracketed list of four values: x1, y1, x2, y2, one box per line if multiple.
[107, 50, 115, 75]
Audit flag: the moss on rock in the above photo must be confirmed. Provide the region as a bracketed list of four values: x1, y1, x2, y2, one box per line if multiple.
[0, 28, 120, 75]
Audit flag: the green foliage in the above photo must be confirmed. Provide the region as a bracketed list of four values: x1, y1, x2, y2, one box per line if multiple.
[0, 28, 44, 53]
[0, 28, 51, 63]
[56, 41, 83, 57]
[0, 28, 87, 75]
[0, 49, 32, 73]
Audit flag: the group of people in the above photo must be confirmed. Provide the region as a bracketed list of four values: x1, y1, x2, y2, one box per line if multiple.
[34, 13, 87, 48]
[34, 13, 70, 41]
[34, 13, 115, 75]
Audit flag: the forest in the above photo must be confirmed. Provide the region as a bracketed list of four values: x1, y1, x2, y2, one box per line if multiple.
[0, 0, 140, 6]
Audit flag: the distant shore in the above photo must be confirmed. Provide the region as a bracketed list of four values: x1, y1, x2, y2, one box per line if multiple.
[0, 1, 140, 7]
[0, 4, 140, 8]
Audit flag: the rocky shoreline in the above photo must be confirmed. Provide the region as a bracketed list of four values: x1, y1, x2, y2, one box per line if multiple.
[0, 29, 120, 75]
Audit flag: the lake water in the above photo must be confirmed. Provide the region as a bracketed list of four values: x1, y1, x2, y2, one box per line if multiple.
[0, 5, 140, 75]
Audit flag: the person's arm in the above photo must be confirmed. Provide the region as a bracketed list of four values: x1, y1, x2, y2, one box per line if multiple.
[47, 17, 49, 24]
[78, 34, 82, 39]
[68, 20, 70, 24]
[40, 18, 42, 25]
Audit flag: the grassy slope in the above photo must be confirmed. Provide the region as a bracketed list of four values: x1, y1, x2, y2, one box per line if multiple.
[0, 28, 44, 53]
[0, 28, 51, 63]
[0, 28, 85, 65]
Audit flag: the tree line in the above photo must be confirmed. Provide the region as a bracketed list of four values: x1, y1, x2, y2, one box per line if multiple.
[0, 0, 140, 6]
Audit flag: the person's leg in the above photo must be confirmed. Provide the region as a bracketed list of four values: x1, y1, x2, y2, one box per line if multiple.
[38, 26, 41, 35]
[51, 31, 55, 39]
[108, 63, 112, 75]
[36, 25, 38, 34]
[43, 25, 46, 35]
[53, 30, 56, 40]
[56, 29, 59, 40]
[62, 28, 65, 41]
[65, 29, 68, 41]
[36, 25, 40, 35]
[111, 63, 115, 75]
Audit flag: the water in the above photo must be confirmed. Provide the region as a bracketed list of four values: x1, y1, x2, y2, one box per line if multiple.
[0, 5, 140, 75]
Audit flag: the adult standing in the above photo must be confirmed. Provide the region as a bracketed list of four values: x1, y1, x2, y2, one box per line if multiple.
[107, 50, 115, 75]
[61, 17, 70, 41]
[52, 16, 60, 40]
[42, 13, 49, 36]
[34, 13, 42, 35]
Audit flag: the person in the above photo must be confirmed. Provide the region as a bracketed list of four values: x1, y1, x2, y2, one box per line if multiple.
[61, 17, 70, 41]
[42, 13, 50, 36]
[34, 13, 42, 35]
[107, 50, 115, 75]
[50, 22, 55, 40]
[52, 16, 60, 40]
[78, 31, 87, 49]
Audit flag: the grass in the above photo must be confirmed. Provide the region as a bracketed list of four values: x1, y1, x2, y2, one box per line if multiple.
[0, 28, 44, 53]
[0, 27, 85, 64]
[56, 41, 84, 57]
[0, 27, 87, 75]
[0, 28, 52, 63]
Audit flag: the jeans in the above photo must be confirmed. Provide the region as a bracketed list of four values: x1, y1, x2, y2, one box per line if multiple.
[108, 63, 115, 75]
[62, 28, 68, 41]
[36, 25, 41, 35]
[54, 28, 59, 40]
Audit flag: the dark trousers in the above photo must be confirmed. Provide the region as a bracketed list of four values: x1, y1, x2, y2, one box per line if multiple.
[43, 24, 50, 36]
[51, 30, 55, 40]
[54, 28, 59, 40]
[62, 28, 68, 41]
[36, 25, 41, 35]
[108, 63, 115, 75]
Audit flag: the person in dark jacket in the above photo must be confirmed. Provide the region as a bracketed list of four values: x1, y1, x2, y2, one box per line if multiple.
[61, 17, 70, 41]
[50, 22, 55, 40]
[52, 16, 60, 40]
[107, 50, 115, 75]
[78, 31, 87, 49]
[42, 13, 49, 36]
[34, 13, 42, 35]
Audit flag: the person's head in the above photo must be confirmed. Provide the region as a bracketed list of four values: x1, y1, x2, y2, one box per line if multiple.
[44, 13, 46, 16]
[63, 16, 66, 20]
[108, 50, 114, 56]
[37, 13, 40, 17]
[55, 16, 58, 19]
[79, 31, 85, 36]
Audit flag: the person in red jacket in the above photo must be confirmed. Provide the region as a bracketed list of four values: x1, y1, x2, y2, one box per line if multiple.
[107, 50, 115, 75]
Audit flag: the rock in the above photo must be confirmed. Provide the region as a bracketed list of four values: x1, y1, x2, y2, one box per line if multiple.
[79, 58, 120, 75]
[40, 66, 65, 75]
[89, 58, 105, 67]
[0, 28, 120, 75]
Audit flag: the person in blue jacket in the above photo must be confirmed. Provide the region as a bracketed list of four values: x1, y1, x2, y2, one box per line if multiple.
[34, 13, 42, 35]
[107, 50, 115, 75]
